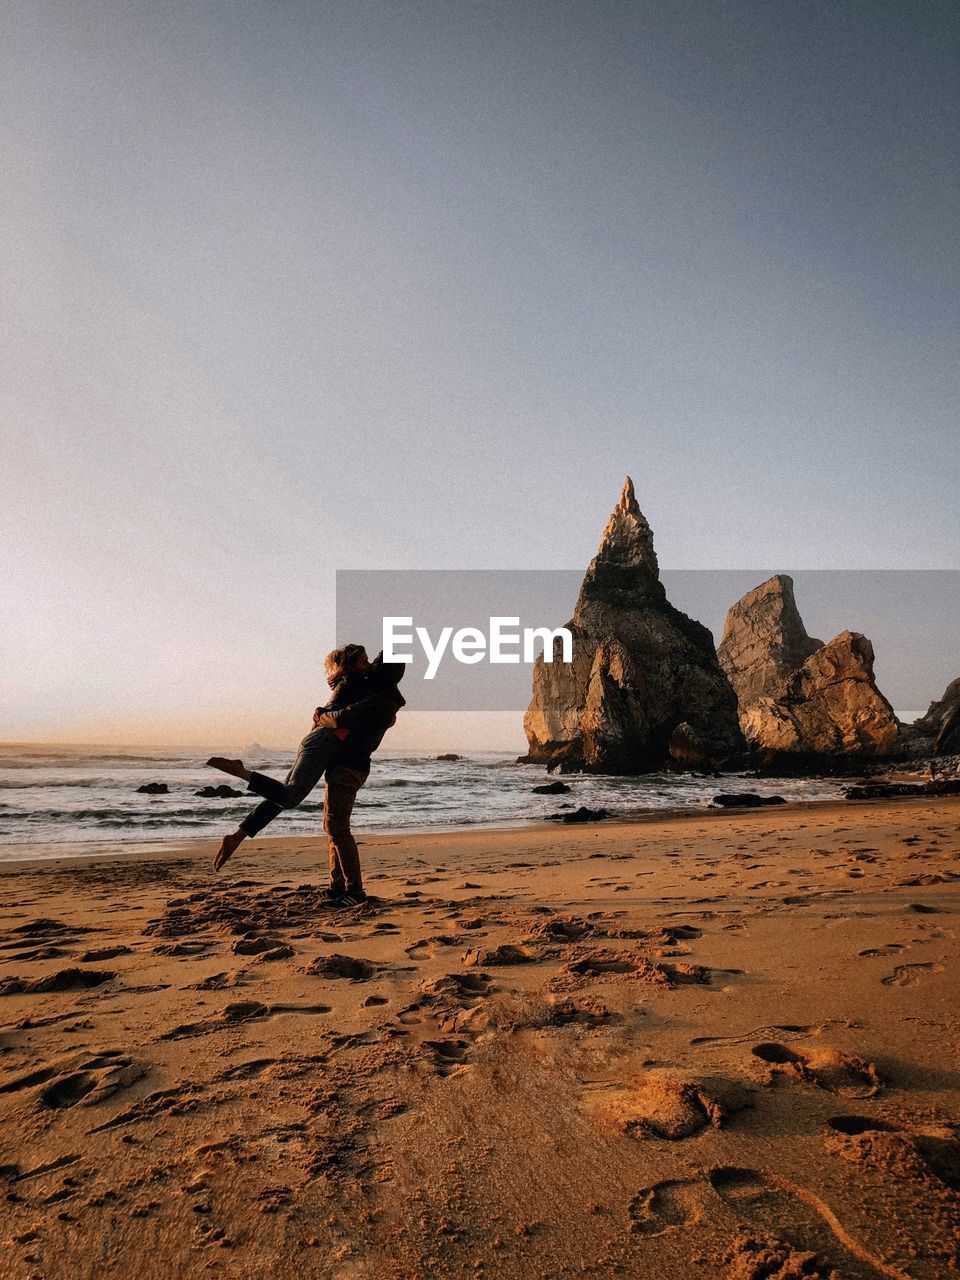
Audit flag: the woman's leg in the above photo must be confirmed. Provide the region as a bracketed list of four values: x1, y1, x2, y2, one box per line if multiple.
[239, 800, 283, 837]
[246, 729, 336, 809]
[210, 732, 336, 874]
[213, 798, 284, 873]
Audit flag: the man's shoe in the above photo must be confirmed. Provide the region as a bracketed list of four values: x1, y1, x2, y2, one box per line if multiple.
[319, 887, 346, 906]
[340, 890, 368, 907]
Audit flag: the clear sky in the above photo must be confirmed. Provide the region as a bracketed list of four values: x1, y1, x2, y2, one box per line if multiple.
[2, 1, 958, 749]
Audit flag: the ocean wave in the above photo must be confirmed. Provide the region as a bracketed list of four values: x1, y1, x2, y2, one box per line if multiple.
[4, 803, 316, 823]
[0, 778, 111, 789]
[0, 753, 190, 767]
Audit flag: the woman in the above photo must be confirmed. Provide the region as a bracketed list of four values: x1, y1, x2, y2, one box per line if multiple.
[208, 646, 405, 905]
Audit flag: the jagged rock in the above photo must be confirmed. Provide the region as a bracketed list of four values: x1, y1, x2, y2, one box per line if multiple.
[532, 780, 570, 794]
[521, 478, 744, 773]
[845, 782, 924, 799]
[845, 778, 960, 800]
[912, 677, 960, 735]
[910, 677, 960, 754]
[436, 753, 462, 761]
[718, 575, 822, 706]
[712, 793, 786, 808]
[136, 782, 168, 794]
[720, 577, 900, 764]
[737, 631, 900, 762]
[546, 805, 609, 824]
[195, 784, 244, 798]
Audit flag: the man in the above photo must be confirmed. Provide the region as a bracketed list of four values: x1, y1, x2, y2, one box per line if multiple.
[209, 646, 405, 905]
[312, 650, 406, 904]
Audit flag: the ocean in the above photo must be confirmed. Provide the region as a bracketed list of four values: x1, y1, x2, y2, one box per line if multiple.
[0, 743, 848, 859]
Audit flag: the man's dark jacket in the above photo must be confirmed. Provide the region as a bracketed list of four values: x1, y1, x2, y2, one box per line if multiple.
[314, 654, 406, 774]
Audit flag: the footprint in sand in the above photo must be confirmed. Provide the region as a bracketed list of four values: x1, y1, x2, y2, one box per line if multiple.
[826, 1115, 960, 1192]
[546, 995, 612, 1027]
[880, 960, 945, 988]
[231, 934, 293, 960]
[1, 1049, 149, 1111]
[184, 970, 249, 991]
[751, 1043, 881, 1098]
[526, 916, 596, 944]
[0, 967, 115, 996]
[462, 943, 539, 967]
[708, 1166, 906, 1279]
[628, 1177, 701, 1235]
[721, 1233, 832, 1279]
[858, 943, 905, 957]
[597, 1070, 750, 1141]
[558, 948, 709, 989]
[80, 945, 132, 962]
[422, 1038, 471, 1077]
[405, 934, 467, 959]
[161, 1000, 331, 1040]
[418, 972, 493, 1001]
[0, 918, 96, 958]
[301, 953, 376, 981]
[415, 972, 495, 1033]
[155, 939, 216, 957]
[621, 1075, 724, 1139]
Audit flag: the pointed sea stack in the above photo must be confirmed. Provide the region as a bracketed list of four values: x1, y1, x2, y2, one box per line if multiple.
[521, 478, 745, 773]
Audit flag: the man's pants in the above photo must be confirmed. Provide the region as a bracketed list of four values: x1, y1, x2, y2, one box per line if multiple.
[237, 744, 368, 893]
[239, 727, 339, 838]
[323, 765, 368, 894]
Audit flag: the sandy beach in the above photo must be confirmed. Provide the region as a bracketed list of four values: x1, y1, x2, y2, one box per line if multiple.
[0, 796, 957, 1279]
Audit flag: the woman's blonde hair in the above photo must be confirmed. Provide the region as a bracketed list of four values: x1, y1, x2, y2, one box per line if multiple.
[324, 644, 368, 678]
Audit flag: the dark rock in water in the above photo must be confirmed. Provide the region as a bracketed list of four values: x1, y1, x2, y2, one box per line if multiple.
[846, 778, 960, 800]
[436, 753, 461, 761]
[522, 478, 744, 774]
[532, 780, 571, 794]
[711, 793, 786, 808]
[719, 577, 900, 765]
[845, 782, 925, 800]
[137, 782, 168, 794]
[546, 805, 609, 824]
[195, 784, 244, 798]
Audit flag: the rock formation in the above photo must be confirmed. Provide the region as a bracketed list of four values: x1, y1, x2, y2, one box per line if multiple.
[720, 576, 900, 763]
[521, 478, 745, 773]
[718, 575, 822, 706]
[909, 678, 960, 755]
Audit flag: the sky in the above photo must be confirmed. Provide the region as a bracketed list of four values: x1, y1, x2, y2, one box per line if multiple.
[1, 1, 958, 749]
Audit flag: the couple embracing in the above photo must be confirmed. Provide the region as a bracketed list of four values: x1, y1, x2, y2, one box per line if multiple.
[207, 644, 405, 906]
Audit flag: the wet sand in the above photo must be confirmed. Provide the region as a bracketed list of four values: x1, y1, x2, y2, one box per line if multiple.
[1, 797, 958, 1279]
